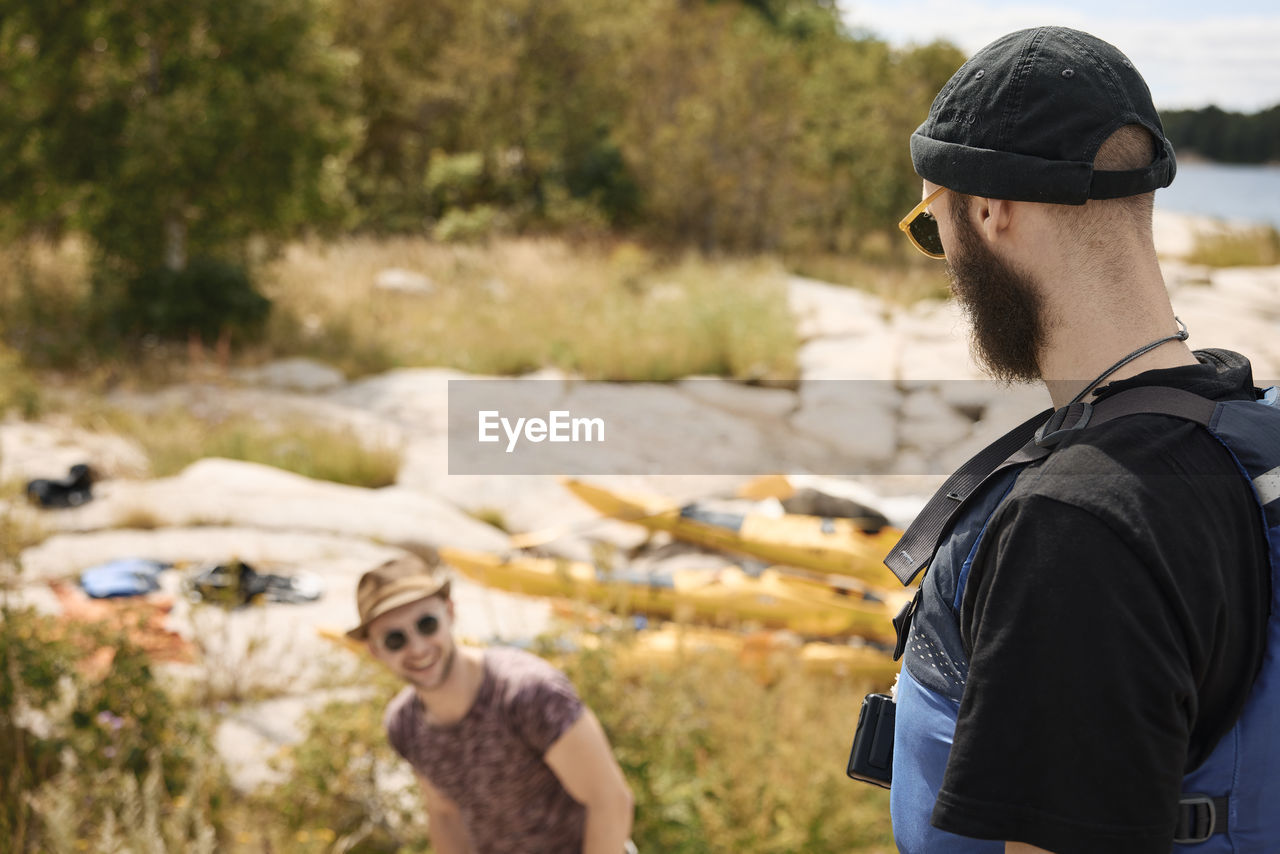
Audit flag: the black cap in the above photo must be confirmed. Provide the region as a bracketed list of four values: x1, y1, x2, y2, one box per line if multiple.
[910, 27, 1176, 205]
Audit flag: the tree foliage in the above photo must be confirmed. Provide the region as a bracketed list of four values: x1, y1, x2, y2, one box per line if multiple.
[331, 0, 635, 234]
[0, 0, 357, 340]
[1, 0, 966, 344]
[330, 0, 963, 251]
[1161, 104, 1280, 164]
[1, 0, 356, 266]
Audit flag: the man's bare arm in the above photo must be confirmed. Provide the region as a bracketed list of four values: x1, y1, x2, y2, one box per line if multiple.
[544, 709, 634, 854]
[1007, 843, 1055, 854]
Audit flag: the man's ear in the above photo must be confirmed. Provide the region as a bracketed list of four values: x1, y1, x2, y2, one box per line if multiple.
[976, 196, 1015, 243]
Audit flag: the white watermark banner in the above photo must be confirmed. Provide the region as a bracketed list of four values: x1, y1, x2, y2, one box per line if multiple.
[449, 378, 1280, 475]
[447, 378, 1065, 475]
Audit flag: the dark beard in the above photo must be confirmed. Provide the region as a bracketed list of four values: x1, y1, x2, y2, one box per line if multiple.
[946, 207, 1046, 383]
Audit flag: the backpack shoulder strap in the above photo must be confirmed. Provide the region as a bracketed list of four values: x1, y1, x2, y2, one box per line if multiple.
[883, 386, 1219, 585]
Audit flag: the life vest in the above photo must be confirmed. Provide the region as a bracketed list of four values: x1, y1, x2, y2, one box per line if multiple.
[884, 385, 1280, 852]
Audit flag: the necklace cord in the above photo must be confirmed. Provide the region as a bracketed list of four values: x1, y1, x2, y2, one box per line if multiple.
[1069, 317, 1190, 405]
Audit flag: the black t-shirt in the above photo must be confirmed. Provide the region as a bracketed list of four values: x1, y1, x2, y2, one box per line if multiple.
[931, 350, 1271, 854]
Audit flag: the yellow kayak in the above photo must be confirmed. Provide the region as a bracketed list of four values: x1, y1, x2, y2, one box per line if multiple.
[318, 623, 897, 688]
[439, 547, 896, 641]
[607, 624, 899, 686]
[561, 479, 903, 587]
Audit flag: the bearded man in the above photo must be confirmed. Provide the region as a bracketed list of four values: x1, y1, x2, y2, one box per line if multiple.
[877, 26, 1280, 854]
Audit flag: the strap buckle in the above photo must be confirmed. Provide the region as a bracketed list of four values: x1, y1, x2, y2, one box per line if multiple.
[891, 588, 922, 662]
[1034, 401, 1093, 448]
[1173, 794, 1219, 844]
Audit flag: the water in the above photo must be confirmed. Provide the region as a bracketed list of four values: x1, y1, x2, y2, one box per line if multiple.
[1155, 161, 1280, 229]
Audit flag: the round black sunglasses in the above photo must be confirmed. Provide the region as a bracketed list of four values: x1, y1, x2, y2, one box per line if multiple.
[381, 614, 441, 651]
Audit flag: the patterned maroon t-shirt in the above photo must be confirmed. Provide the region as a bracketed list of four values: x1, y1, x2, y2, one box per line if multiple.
[384, 646, 587, 853]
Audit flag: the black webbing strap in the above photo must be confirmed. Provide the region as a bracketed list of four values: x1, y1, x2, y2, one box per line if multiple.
[1174, 794, 1229, 843]
[1075, 385, 1217, 429]
[882, 386, 1219, 586]
[883, 405, 1053, 585]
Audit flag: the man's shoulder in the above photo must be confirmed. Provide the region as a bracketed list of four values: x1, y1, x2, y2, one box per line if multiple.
[1023, 406, 1234, 491]
[485, 646, 574, 696]
[484, 646, 585, 752]
[987, 411, 1250, 563]
[383, 685, 420, 754]
[384, 684, 417, 720]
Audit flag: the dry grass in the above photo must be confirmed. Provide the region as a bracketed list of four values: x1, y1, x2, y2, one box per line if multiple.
[0, 239, 96, 371]
[112, 505, 165, 530]
[0, 482, 51, 568]
[1186, 224, 1280, 268]
[0, 234, 869, 385]
[260, 236, 800, 381]
[0, 343, 43, 418]
[785, 252, 951, 307]
[85, 406, 402, 488]
[560, 635, 896, 853]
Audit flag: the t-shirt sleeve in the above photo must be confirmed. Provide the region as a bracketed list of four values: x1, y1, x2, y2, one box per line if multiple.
[506, 658, 585, 756]
[932, 495, 1195, 854]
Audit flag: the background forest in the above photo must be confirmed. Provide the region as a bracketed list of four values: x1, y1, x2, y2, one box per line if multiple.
[3, 0, 1271, 369]
[0, 0, 963, 361]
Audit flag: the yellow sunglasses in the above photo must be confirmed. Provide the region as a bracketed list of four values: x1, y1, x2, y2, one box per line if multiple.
[898, 186, 948, 259]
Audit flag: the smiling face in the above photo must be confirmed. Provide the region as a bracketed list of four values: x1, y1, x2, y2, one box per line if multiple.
[365, 594, 457, 693]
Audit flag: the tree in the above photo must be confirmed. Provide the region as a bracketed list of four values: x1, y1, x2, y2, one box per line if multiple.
[613, 0, 964, 253]
[0, 0, 357, 339]
[332, 0, 635, 234]
[1159, 103, 1280, 164]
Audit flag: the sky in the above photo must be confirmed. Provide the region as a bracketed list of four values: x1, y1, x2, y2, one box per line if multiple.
[839, 0, 1280, 112]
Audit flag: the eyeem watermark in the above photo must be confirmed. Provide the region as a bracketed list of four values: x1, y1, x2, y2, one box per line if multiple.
[478, 410, 606, 453]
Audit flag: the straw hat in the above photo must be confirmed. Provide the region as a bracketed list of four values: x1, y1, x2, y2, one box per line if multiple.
[346, 555, 451, 641]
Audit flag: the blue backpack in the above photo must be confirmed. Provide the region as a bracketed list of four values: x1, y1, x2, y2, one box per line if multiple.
[874, 384, 1280, 851]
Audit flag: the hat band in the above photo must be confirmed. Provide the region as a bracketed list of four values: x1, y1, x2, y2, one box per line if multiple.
[348, 575, 449, 640]
[1089, 139, 1177, 199]
[910, 133, 1175, 205]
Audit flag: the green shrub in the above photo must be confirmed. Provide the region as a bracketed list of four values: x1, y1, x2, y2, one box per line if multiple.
[259, 665, 430, 853]
[425, 151, 488, 210]
[28, 750, 222, 854]
[540, 184, 613, 239]
[432, 206, 504, 244]
[109, 257, 272, 343]
[0, 603, 223, 850]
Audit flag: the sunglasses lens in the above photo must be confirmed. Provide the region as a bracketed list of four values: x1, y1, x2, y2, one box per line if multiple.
[909, 211, 945, 258]
[383, 629, 407, 651]
[416, 614, 440, 637]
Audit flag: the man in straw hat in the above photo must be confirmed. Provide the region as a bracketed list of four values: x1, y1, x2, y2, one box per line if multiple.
[349, 555, 634, 853]
[874, 24, 1280, 854]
